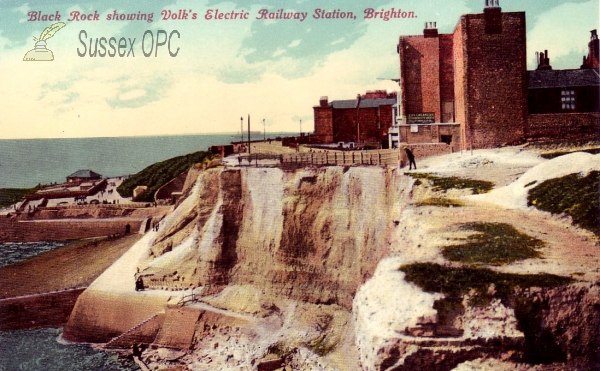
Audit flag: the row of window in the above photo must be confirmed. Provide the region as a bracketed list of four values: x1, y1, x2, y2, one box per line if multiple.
[561, 89, 575, 111]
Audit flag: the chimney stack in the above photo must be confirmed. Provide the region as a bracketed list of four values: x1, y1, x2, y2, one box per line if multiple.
[537, 50, 552, 70]
[582, 29, 599, 69]
[484, 0, 502, 34]
[423, 21, 438, 38]
[319, 96, 328, 107]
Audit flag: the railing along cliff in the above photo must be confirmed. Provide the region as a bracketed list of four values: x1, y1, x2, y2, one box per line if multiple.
[281, 149, 400, 166]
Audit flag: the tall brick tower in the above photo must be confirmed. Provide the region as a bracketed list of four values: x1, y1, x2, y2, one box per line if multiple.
[453, 0, 527, 149]
[398, 0, 527, 151]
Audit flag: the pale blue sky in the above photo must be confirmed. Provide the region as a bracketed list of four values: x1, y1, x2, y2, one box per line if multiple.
[0, 0, 597, 138]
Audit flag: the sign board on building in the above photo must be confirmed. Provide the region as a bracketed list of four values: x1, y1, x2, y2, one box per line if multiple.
[407, 113, 435, 124]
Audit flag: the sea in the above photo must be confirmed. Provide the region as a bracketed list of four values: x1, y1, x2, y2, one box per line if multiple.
[0, 133, 292, 370]
[0, 133, 294, 188]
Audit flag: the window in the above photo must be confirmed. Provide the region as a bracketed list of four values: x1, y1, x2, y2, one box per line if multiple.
[561, 90, 576, 111]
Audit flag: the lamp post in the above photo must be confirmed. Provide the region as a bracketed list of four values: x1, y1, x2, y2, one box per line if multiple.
[263, 119, 266, 141]
[240, 117, 243, 143]
[299, 119, 302, 136]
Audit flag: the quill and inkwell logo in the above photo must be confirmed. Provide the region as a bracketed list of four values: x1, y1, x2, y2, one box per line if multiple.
[23, 22, 66, 61]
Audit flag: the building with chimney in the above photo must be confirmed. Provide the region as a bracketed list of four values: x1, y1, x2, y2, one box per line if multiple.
[313, 91, 396, 147]
[526, 30, 600, 142]
[395, 0, 599, 152]
[398, 0, 527, 151]
[312, 1, 599, 155]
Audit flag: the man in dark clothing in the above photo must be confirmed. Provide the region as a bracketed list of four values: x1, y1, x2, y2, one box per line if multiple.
[405, 148, 417, 170]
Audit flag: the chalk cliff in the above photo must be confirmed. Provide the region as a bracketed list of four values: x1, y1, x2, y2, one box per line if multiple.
[63, 159, 600, 370]
[136, 166, 407, 309]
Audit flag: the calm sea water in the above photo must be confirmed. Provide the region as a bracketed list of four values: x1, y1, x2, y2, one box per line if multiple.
[0, 328, 139, 371]
[0, 133, 294, 189]
[0, 242, 66, 268]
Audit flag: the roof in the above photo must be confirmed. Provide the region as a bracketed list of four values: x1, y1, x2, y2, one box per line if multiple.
[528, 69, 600, 89]
[67, 169, 102, 179]
[329, 98, 396, 109]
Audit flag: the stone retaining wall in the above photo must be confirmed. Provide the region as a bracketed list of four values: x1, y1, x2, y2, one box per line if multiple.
[0, 289, 85, 330]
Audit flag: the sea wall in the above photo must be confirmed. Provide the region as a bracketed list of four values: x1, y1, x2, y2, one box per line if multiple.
[63, 289, 171, 344]
[0, 289, 85, 331]
[0, 206, 170, 242]
[0, 219, 145, 243]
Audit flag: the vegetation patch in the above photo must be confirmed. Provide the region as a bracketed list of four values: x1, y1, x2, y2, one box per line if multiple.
[117, 151, 212, 202]
[527, 171, 599, 236]
[442, 222, 544, 265]
[0, 187, 40, 208]
[540, 148, 600, 159]
[407, 172, 493, 194]
[415, 197, 465, 208]
[400, 262, 573, 306]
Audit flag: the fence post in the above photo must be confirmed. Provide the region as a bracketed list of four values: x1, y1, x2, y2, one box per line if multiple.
[378, 152, 381, 165]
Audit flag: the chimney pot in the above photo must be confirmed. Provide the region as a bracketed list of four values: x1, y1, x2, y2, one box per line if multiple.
[319, 96, 328, 107]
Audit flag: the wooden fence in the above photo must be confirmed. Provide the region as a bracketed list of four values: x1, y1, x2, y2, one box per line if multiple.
[281, 150, 400, 167]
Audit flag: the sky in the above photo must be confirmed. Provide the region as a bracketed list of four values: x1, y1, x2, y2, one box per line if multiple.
[0, 0, 598, 139]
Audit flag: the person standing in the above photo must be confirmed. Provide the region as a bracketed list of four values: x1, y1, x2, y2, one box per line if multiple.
[405, 148, 417, 170]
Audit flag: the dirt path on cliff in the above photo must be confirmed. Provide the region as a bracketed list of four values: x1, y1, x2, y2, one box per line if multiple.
[398, 146, 600, 281]
[0, 234, 141, 299]
[398, 204, 600, 281]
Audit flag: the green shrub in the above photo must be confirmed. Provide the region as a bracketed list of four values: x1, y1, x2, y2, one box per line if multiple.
[400, 262, 573, 306]
[527, 171, 599, 236]
[407, 172, 493, 194]
[442, 222, 544, 265]
[0, 187, 40, 208]
[117, 151, 212, 202]
[415, 197, 465, 208]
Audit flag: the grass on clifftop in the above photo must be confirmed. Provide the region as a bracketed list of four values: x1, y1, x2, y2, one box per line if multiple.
[442, 222, 544, 265]
[408, 172, 493, 194]
[527, 171, 599, 237]
[400, 262, 573, 306]
[117, 151, 213, 202]
[415, 197, 465, 208]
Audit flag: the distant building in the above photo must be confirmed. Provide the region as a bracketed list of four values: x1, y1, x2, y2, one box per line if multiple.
[526, 30, 600, 142]
[67, 169, 102, 185]
[313, 90, 396, 147]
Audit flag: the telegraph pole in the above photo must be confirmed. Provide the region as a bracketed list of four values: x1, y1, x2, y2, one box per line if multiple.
[247, 114, 251, 155]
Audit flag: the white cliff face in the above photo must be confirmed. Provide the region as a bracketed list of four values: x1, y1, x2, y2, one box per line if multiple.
[137, 166, 408, 310]
[462, 297, 522, 339]
[353, 256, 443, 371]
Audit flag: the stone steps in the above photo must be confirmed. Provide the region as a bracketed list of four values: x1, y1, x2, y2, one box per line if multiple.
[104, 313, 165, 349]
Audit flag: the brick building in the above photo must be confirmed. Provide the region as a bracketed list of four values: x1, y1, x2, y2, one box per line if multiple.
[397, 0, 598, 150]
[313, 91, 396, 147]
[398, 0, 527, 151]
[526, 30, 600, 142]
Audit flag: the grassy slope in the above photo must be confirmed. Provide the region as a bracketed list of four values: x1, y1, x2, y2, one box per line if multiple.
[527, 171, 599, 236]
[117, 151, 212, 202]
[0, 187, 39, 208]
